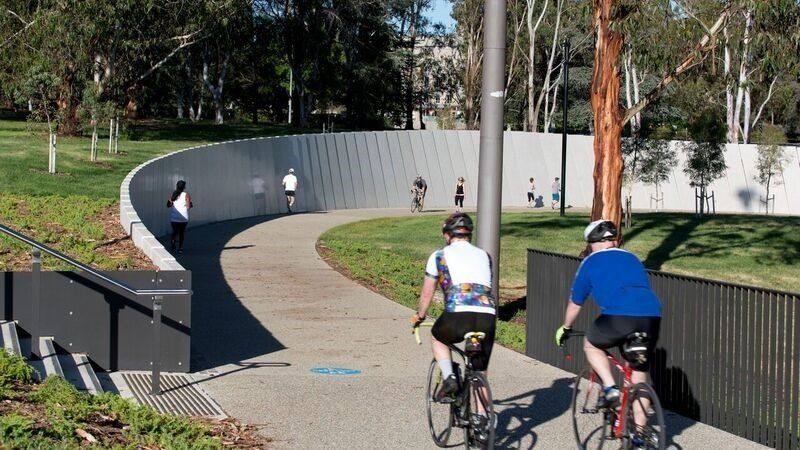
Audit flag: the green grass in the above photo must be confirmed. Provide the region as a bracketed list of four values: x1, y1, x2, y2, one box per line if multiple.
[318, 212, 800, 352]
[0, 118, 303, 269]
[0, 350, 225, 449]
[0, 119, 304, 200]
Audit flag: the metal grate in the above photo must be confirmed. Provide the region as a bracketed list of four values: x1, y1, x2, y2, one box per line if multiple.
[119, 372, 226, 418]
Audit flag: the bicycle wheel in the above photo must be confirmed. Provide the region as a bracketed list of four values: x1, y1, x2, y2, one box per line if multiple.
[411, 196, 420, 213]
[462, 372, 494, 450]
[426, 359, 455, 447]
[622, 383, 665, 450]
[572, 368, 609, 449]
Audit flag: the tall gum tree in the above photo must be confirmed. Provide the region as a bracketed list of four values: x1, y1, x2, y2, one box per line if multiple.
[588, 0, 624, 227]
[589, 1, 732, 234]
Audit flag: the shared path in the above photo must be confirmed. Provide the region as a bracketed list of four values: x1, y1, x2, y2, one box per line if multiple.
[183, 209, 765, 449]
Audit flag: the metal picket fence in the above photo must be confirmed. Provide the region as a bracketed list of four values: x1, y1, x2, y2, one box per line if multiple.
[525, 249, 800, 449]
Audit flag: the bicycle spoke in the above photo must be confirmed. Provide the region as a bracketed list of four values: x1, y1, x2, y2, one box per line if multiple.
[464, 373, 494, 450]
[572, 369, 609, 450]
[427, 360, 454, 447]
[624, 383, 665, 450]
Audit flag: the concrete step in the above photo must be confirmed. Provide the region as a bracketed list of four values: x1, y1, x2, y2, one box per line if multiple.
[58, 353, 103, 395]
[0, 321, 21, 356]
[38, 337, 64, 379]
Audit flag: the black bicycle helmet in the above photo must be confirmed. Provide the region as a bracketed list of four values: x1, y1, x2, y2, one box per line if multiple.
[442, 212, 474, 236]
[583, 219, 618, 243]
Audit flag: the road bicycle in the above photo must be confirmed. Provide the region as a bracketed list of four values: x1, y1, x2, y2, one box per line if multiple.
[411, 189, 424, 213]
[413, 322, 495, 449]
[563, 331, 665, 450]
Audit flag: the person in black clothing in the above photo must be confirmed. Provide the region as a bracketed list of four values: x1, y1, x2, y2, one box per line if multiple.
[454, 177, 465, 212]
[411, 175, 428, 210]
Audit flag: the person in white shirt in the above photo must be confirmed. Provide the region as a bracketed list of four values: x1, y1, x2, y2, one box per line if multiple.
[282, 168, 299, 213]
[166, 180, 192, 254]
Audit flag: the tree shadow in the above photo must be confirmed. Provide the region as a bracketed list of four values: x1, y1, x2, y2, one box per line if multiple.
[498, 296, 526, 322]
[650, 348, 700, 450]
[494, 377, 573, 449]
[161, 215, 288, 372]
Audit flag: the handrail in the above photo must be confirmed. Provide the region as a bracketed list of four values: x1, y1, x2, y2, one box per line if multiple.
[0, 222, 190, 395]
[0, 223, 191, 298]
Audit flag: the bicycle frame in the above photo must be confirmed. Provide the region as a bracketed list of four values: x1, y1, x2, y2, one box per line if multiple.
[565, 334, 635, 439]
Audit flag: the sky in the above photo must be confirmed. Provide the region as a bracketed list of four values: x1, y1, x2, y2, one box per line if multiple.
[426, 0, 456, 31]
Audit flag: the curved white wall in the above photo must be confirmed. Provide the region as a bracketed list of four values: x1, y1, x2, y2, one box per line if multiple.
[120, 131, 799, 269]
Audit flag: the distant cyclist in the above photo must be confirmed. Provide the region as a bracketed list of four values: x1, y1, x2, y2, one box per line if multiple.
[555, 219, 662, 412]
[411, 213, 496, 404]
[411, 175, 428, 210]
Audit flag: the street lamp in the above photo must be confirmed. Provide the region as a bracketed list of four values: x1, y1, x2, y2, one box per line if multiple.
[560, 39, 570, 217]
[475, 0, 507, 298]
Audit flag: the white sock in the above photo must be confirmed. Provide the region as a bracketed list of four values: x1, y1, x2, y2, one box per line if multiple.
[438, 359, 453, 379]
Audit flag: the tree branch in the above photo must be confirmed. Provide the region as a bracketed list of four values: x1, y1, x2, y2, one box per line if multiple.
[131, 30, 203, 86]
[1, 11, 37, 49]
[751, 76, 778, 130]
[622, 6, 731, 126]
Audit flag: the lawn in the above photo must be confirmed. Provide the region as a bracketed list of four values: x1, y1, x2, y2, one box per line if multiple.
[318, 211, 800, 351]
[0, 118, 302, 270]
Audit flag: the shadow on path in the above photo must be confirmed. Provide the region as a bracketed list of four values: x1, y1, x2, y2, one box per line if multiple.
[162, 215, 288, 372]
[494, 377, 573, 449]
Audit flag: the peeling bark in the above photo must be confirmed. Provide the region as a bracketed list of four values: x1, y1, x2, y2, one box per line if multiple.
[589, 0, 624, 230]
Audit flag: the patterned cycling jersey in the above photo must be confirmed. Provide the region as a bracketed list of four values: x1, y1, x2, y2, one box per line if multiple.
[425, 241, 496, 314]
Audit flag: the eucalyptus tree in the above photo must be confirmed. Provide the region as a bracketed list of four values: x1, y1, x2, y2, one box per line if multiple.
[754, 124, 790, 214]
[588, 0, 731, 228]
[682, 107, 727, 217]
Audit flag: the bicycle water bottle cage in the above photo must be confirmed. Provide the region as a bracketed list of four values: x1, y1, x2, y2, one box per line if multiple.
[464, 332, 486, 353]
[622, 332, 650, 370]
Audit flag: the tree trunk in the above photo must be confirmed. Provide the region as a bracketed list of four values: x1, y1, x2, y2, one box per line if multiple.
[177, 90, 185, 119]
[589, 0, 624, 230]
[526, 0, 548, 131]
[534, 0, 563, 131]
[724, 26, 735, 143]
[202, 46, 229, 125]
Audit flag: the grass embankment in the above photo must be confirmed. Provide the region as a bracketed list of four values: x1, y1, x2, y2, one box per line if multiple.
[0, 350, 266, 449]
[0, 119, 301, 270]
[318, 212, 800, 352]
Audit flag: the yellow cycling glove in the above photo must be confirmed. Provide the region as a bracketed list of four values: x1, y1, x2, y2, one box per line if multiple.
[555, 325, 572, 346]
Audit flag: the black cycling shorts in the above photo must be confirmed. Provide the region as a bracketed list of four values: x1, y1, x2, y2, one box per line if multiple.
[587, 315, 661, 371]
[285, 190, 295, 196]
[432, 312, 496, 371]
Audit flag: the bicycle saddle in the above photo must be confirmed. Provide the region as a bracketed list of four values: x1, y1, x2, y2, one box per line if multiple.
[464, 332, 486, 353]
[622, 332, 650, 369]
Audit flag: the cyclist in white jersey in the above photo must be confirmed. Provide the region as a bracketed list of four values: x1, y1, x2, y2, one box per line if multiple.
[411, 213, 497, 399]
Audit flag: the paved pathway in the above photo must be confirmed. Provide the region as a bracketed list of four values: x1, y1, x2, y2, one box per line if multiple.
[179, 209, 766, 449]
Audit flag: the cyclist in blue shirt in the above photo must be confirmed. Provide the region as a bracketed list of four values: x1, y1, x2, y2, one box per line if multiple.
[555, 219, 662, 409]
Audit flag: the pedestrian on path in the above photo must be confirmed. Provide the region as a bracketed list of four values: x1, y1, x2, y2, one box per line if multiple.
[551, 177, 560, 210]
[527, 177, 536, 207]
[455, 177, 466, 212]
[167, 180, 192, 254]
[283, 168, 298, 213]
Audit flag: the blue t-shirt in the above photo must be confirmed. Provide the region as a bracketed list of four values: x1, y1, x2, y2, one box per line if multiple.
[570, 248, 662, 317]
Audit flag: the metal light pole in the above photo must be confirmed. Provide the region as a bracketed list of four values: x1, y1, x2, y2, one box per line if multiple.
[476, 0, 507, 298]
[559, 39, 570, 217]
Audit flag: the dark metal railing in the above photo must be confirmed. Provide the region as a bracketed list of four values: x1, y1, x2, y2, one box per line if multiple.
[0, 223, 190, 395]
[526, 248, 800, 450]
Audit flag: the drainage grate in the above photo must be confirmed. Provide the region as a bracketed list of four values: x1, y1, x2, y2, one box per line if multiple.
[119, 372, 226, 418]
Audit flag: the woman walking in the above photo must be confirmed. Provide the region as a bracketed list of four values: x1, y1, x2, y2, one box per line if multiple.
[167, 180, 192, 254]
[454, 177, 466, 212]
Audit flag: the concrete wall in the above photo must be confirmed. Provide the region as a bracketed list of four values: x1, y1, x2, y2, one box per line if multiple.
[120, 131, 800, 269]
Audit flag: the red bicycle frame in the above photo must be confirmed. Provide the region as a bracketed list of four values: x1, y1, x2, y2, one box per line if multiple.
[584, 352, 634, 439]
